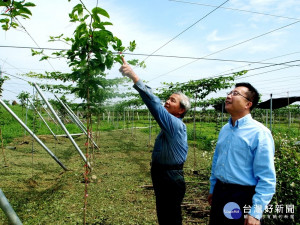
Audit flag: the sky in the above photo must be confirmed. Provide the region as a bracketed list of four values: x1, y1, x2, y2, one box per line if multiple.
[1, 0, 300, 104]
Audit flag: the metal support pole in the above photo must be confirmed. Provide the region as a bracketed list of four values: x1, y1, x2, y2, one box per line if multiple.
[221, 101, 224, 127]
[42, 104, 58, 126]
[270, 94, 273, 132]
[64, 102, 86, 131]
[54, 94, 99, 150]
[132, 108, 134, 135]
[123, 109, 125, 130]
[33, 83, 91, 169]
[148, 111, 151, 146]
[0, 99, 67, 171]
[265, 109, 268, 127]
[193, 99, 197, 170]
[0, 66, 3, 98]
[288, 92, 291, 129]
[54, 95, 86, 132]
[28, 99, 57, 140]
[24, 99, 29, 136]
[0, 189, 22, 225]
[112, 108, 115, 127]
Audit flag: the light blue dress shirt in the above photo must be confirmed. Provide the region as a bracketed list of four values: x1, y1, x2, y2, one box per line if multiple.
[133, 80, 188, 166]
[209, 114, 276, 220]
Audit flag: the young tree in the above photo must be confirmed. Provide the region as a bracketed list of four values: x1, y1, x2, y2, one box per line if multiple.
[27, 2, 144, 223]
[17, 90, 30, 116]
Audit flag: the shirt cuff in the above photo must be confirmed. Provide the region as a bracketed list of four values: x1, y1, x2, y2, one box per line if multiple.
[209, 185, 215, 194]
[249, 204, 263, 220]
[133, 79, 144, 89]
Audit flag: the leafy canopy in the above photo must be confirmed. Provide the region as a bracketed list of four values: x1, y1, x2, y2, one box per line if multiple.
[29, 2, 144, 112]
[0, 0, 35, 30]
[158, 71, 248, 105]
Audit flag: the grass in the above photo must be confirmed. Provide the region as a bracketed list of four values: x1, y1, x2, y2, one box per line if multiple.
[0, 128, 212, 225]
[0, 105, 82, 145]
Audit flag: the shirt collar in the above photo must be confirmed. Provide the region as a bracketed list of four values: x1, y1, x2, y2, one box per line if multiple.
[229, 113, 252, 128]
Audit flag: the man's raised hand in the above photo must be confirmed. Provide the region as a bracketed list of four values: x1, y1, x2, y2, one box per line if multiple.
[121, 56, 127, 65]
[119, 56, 139, 83]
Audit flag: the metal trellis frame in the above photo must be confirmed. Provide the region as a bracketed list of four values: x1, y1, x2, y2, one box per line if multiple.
[33, 83, 91, 169]
[0, 98, 67, 171]
[54, 94, 99, 150]
[28, 98, 58, 140]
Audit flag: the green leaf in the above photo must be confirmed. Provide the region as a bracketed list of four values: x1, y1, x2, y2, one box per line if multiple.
[129, 40, 136, 52]
[19, 14, 30, 19]
[0, 1, 10, 7]
[92, 7, 110, 18]
[31, 49, 43, 56]
[19, 7, 32, 16]
[40, 56, 49, 61]
[1, 24, 9, 31]
[92, 13, 101, 23]
[139, 61, 146, 69]
[23, 2, 36, 7]
[101, 22, 113, 26]
[114, 56, 123, 65]
[14, 1, 23, 9]
[74, 22, 87, 39]
[72, 4, 83, 16]
[105, 53, 114, 69]
[127, 59, 138, 66]
[99, 63, 106, 72]
[69, 13, 75, 21]
[117, 39, 122, 47]
[10, 22, 19, 28]
[64, 37, 72, 42]
[93, 30, 113, 48]
[92, 21, 113, 30]
[95, 53, 105, 64]
[0, 18, 10, 23]
[82, 14, 89, 21]
[55, 34, 64, 39]
[92, 21, 104, 29]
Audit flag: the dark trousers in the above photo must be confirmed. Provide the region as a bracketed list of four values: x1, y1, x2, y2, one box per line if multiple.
[209, 179, 256, 225]
[151, 164, 186, 225]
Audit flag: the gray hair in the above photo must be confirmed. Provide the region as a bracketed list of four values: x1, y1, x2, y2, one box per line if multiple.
[174, 92, 191, 118]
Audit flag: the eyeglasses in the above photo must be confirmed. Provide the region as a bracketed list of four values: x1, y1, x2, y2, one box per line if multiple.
[227, 91, 251, 102]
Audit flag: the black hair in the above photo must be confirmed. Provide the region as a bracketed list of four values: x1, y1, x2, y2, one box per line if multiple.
[235, 82, 259, 111]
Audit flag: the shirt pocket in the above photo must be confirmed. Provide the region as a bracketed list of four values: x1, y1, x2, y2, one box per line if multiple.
[230, 138, 252, 168]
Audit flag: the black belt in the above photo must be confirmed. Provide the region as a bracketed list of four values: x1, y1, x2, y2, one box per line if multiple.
[216, 179, 255, 191]
[150, 162, 184, 170]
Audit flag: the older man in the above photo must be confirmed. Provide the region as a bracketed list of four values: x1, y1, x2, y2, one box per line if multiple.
[119, 57, 191, 225]
[208, 83, 276, 225]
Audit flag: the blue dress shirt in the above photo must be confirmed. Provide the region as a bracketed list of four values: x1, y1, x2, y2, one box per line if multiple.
[209, 114, 276, 220]
[133, 80, 188, 166]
